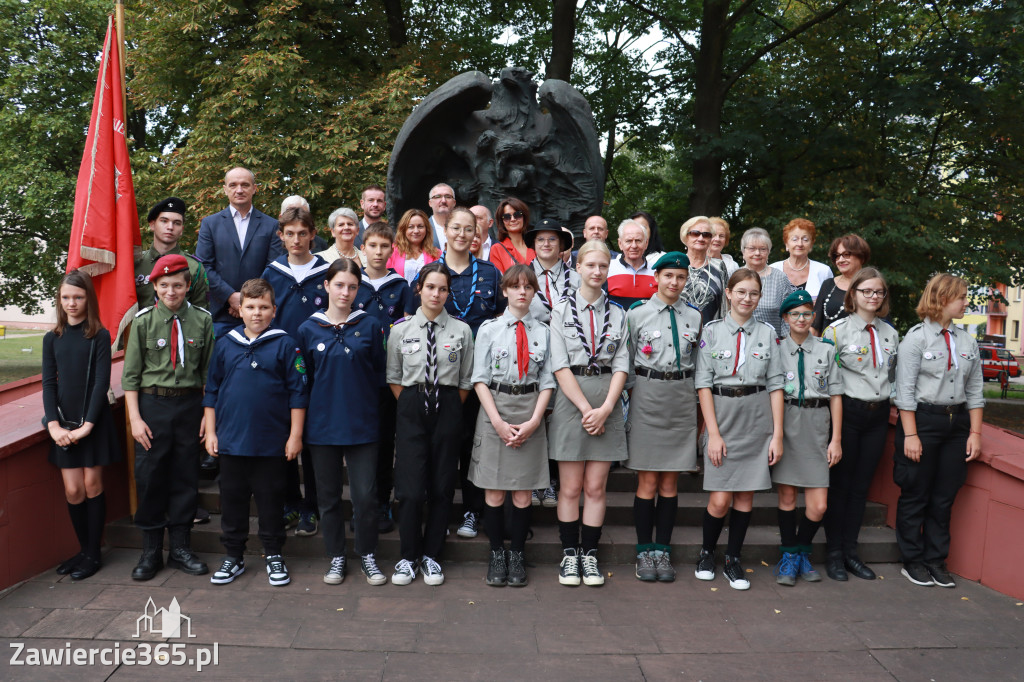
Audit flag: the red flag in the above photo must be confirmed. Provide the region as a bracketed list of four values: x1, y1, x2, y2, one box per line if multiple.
[67, 16, 141, 344]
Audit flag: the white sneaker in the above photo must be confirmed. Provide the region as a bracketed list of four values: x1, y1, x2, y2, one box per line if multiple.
[391, 558, 418, 586]
[421, 556, 445, 586]
[265, 555, 290, 586]
[360, 554, 387, 586]
[456, 511, 479, 538]
[323, 556, 345, 585]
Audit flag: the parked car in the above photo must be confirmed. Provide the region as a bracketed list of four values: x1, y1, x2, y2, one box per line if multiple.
[978, 344, 1021, 381]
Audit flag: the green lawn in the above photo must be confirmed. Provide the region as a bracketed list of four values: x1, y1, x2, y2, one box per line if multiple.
[0, 333, 45, 384]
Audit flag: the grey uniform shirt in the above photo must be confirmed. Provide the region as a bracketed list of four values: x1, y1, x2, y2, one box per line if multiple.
[822, 315, 898, 402]
[778, 335, 844, 400]
[386, 308, 474, 390]
[894, 318, 985, 411]
[627, 295, 702, 373]
[694, 315, 785, 391]
[529, 260, 581, 324]
[549, 291, 630, 374]
[472, 310, 557, 390]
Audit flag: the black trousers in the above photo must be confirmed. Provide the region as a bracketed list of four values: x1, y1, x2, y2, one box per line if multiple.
[376, 387, 397, 506]
[310, 443, 378, 557]
[394, 386, 462, 561]
[893, 410, 969, 564]
[218, 454, 287, 557]
[134, 392, 202, 531]
[458, 392, 484, 515]
[824, 397, 888, 555]
[285, 446, 318, 513]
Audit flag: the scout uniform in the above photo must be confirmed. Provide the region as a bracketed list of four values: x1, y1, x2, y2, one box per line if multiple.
[386, 308, 474, 564]
[547, 290, 630, 461]
[202, 327, 309, 562]
[261, 255, 331, 337]
[524, 221, 580, 324]
[821, 313, 898, 570]
[625, 262, 703, 472]
[135, 246, 209, 309]
[122, 254, 215, 579]
[468, 310, 556, 491]
[893, 318, 984, 573]
[694, 315, 784, 491]
[772, 298, 844, 489]
[298, 310, 387, 566]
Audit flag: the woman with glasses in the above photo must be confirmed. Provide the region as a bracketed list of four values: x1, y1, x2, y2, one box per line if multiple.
[489, 197, 534, 273]
[387, 209, 441, 284]
[770, 219, 833, 299]
[739, 228, 794, 336]
[812, 235, 871, 336]
[709, 217, 739, 277]
[821, 267, 898, 582]
[694, 268, 785, 590]
[680, 216, 729, 325]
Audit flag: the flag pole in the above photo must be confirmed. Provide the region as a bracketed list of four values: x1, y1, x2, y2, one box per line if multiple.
[114, 0, 127, 115]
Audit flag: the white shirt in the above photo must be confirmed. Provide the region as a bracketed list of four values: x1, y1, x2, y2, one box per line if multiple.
[288, 258, 316, 282]
[230, 205, 252, 247]
[430, 215, 447, 251]
[403, 253, 425, 285]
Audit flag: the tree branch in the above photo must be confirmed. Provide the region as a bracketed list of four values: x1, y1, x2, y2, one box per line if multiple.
[619, 0, 697, 58]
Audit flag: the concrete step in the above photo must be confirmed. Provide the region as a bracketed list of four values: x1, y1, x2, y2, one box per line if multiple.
[105, 516, 899, 566]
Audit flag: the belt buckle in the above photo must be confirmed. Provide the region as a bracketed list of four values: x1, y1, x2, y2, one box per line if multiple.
[511, 385, 522, 395]
[665, 371, 677, 380]
[584, 367, 596, 376]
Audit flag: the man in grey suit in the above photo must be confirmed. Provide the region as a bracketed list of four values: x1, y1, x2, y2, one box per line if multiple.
[427, 182, 454, 250]
[195, 167, 283, 337]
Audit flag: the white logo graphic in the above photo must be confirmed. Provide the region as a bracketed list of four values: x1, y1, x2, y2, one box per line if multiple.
[135, 597, 195, 639]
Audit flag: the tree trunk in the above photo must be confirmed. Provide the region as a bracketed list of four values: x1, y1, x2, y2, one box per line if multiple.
[548, 0, 577, 81]
[381, 0, 407, 50]
[689, 0, 729, 217]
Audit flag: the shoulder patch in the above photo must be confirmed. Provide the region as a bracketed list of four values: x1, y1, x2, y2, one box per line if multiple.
[820, 336, 835, 347]
[628, 300, 645, 310]
[135, 306, 154, 318]
[608, 299, 624, 311]
[194, 305, 212, 316]
[704, 318, 723, 328]
[907, 323, 923, 334]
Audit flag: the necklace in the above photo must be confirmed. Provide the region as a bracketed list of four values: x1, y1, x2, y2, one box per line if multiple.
[786, 257, 809, 272]
[333, 245, 358, 260]
[820, 280, 846, 326]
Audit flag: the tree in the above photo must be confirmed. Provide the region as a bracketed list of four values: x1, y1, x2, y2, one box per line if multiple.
[0, 0, 110, 313]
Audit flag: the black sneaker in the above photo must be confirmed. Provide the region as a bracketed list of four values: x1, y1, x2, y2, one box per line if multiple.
[210, 557, 245, 585]
[695, 548, 716, 581]
[507, 550, 528, 587]
[925, 561, 956, 588]
[558, 548, 581, 586]
[265, 555, 290, 586]
[295, 511, 318, 536]
[486, 549, 508, 586]
[580, 549, 604, 586]
[901, 562, 935, 586]
[723, 555, 750, 590]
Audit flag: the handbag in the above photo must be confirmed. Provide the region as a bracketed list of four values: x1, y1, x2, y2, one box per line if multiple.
[42, 336, 96, 434]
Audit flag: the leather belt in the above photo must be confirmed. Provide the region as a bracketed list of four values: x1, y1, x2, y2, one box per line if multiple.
[489, 382, 538, 395]
[842, 395, 890, 411]
[917, 402, 967, 415]
[785, 397, 829, 409]
[636, 367, 693, 381]
[139, 386, 201, 397]
[711, 385, 765, 398]
[569, 365, 611, 377]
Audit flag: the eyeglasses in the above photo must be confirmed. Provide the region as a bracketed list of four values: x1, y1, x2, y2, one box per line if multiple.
[786, 312, 814, 320]
[446, 226, 476, 235]
[687, 230, 712, 239]
[501, 211, 524, 222]
[731, 290, 761, 300]
[430, 193, 454, 201]
[534, 236, 560, 245]
[832, 251, 853, 262]
[789, 235, 812, 244]
[743, 246, 769, 254]
[855, 288, 887, 299]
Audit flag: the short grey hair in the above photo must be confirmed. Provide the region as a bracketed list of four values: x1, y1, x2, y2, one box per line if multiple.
[617, 218, 649, 240]
[327, 207, 359, 230]
[281, 195, 309, 212]
[740, 227, 771, 252]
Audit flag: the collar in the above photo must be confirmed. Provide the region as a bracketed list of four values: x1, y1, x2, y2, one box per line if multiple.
[269, 255, 330, 283]
[534, 258, 565, 277]
[227, 327, 287, 347]
[310, 310, 366, 326]
[847, 314, 876, 333]
[146, 244, 183, 261]
[574, 289, 606, 312]
[361, 269, 404, 287]
[782, 335, 810, 355]
[722, 313, 755, 335]
[229, 205, 252, 221]
[414, 308, 451, 329]
[155, 300, 191, 321]
[922, 317, 951, 337]
[618, 254, 650, 274]
[500, 309, 533, 329]
[652, 293, 686, 314]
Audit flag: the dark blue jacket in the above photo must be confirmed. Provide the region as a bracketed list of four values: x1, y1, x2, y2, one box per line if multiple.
[261, 255, 331, 338]
[195, 207, 283, 329]
[412, 255, 507, 336]
[202, 327, 310, 457]
[297, 311, 386, 446]
[354, 270, 413, 339]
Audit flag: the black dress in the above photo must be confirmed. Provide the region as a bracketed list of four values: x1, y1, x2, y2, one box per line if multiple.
[813, 278, 849, 334]
[42, 324, 121, 468]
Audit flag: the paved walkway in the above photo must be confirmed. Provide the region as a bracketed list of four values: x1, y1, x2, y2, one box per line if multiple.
[2, 549, 1022, 680]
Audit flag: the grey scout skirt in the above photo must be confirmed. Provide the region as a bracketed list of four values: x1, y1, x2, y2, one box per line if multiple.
[469, 388, 550, 491]
[702, 390, 773, 492]
[771, 403, 831, 488]
[626, 375, 698, 472]
[548, 374, 626, 462]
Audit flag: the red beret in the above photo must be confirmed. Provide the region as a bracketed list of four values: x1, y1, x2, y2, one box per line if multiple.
[150, 254, 190, 281]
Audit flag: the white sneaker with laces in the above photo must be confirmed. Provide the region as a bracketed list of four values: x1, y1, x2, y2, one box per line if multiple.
[265, 555, 290, 586]
[323, 556, 345, 585]
[391, 558, 418, 586]
[421, 556, 445, 586]
[580, 549, 605, 586]
[360, 554, 387, 586]
[456, 511, 479, 538]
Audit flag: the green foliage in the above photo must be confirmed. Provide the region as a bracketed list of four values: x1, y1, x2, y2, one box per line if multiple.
[0, 0, 109, 312]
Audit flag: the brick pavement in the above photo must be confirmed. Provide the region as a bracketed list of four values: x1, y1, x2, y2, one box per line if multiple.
[2, 548, 1022, 680]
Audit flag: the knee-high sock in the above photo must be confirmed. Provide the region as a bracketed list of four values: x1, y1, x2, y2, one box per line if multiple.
[483, 503, 505, 552]
[580, 524, 602, 553]
[67, 500, 88, 555]
[509, 505, 530, 553]
[655, 494, 678, 547]
[633, 496, 655, 546]
[558, 519, 580, 551]
[726, 509, 752, 558]
[797, 511, 823, 549]
[777, 508, 798, 548]
[702, 509, 726, 551]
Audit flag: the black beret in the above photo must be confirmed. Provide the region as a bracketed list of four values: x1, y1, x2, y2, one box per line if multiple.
[147, 197, 187, 222]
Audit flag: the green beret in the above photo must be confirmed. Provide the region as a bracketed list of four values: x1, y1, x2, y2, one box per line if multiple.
[652, 251, 690, 271]
[779, 289, 813, 316]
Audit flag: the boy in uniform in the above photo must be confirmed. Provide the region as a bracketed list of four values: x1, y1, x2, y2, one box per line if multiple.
[203, 278, 309, 586]
[134, 197, 209, 309]
[261, 205, 330, 537]
[354, 222, 413, 533]
[123, 254, 215, 580]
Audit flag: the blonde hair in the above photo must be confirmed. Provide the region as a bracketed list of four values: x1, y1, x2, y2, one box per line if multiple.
[577, 240, 611, 263]
[709, 217, 730, 242]
[680, 216, 711, 243]
[916, 273, 967, 321]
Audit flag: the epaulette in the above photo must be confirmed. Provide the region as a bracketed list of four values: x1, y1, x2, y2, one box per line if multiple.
[685, 302, 701, 314]
[608, 299, 625, 310]
[135, 306, 154, 318]
[194, 305, 212, 316]
[628, 300, 645, 311]
[875, 318, 898, 334]
[704, 318, 724, 328]
[820, 336, 835, 347]
[906, 322, 923, 335]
